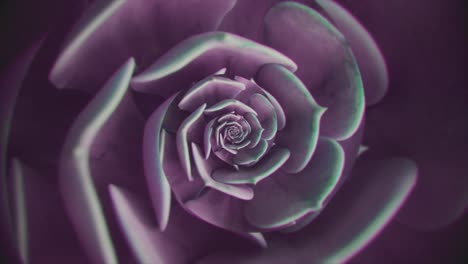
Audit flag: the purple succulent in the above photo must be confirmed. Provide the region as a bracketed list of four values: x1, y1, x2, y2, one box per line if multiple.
[1, 0, 467, 263]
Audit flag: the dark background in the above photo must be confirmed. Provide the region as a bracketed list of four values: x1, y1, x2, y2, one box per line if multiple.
[1, 0, 467, 263]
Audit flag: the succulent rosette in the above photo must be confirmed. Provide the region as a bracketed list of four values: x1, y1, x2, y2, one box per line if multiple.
[3, 0, 466, 263]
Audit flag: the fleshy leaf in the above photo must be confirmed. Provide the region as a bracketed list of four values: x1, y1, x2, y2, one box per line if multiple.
[0, 38, 43, 246]
[243, 112, 263, 148]
[132, 32, 297, 96]
[161, 131, 205, 203]
[220, 135, 237, 155]
[244, 233, 268, 249]
[316, 157, 418, 263]
[244, 138, 344, 230]
[224, 140, 251, 151]
[213, 147, 290, 185]
[8, 159, 87, 263]
[50, 0, 238, 91]
[191, 143, 254, 200]
[197, 157, 418, 264]
[358, 145, 369, 155]
[50, 0, 125, 90]
[260, 88, 286, 130]
[143, 94, 179, 231]
[184, 189, 248, 232]
[109, 185, 185, 264]
[111, 184, 251, 264]
[255, 64, 326, 173]
[233, 76, 284, 132]
[217, 0, 282, 41]
[178, 76, 246, 111]
[213, 67, 227, 75]
[248, 93, 277, 140]
[263, 2, 365, 140]
[280, 211, 320, 234]
[9, 159, 28, 263]
[59, 58, 135, 263]
[203, 118, 216, 159]
[176, 103, 207, 181]
[233, 139, 269, 166]
[204, 99, 257, 116]
[214, 122, 227, 149]
[316, 0, 389, 105]
[218, 113, 242, 123]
